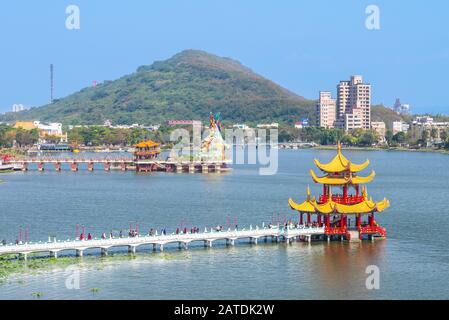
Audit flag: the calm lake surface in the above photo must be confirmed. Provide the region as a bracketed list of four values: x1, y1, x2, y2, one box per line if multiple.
[1, 149, 449, 299]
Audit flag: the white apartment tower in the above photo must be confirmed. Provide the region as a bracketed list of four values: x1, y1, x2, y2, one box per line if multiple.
[316, 91, 337, 128]
[337, 75, 371, 129]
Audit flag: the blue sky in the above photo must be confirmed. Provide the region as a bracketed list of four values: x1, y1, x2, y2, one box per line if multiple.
[0, 0, 448, 114]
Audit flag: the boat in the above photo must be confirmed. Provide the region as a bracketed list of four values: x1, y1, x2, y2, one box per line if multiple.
[0, 160, 14, 172]
[39, 143, 72, 152]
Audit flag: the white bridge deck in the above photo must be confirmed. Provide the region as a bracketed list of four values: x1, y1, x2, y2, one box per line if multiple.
[0, 225, 325, 259]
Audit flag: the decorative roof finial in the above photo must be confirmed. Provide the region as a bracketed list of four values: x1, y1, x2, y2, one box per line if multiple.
[362, 186, 368, 200]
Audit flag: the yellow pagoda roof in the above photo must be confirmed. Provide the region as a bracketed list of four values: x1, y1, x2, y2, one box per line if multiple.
[13, 121, 37, 130]
[288, 187, 389, 215]
[134, 140, 160, 148]
[314, 142, 369, 173]
[309, 169, 376, 185]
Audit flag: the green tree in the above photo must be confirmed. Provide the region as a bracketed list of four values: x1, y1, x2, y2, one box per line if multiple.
[440, 130, 448, 142]
[430, 128, 439, 140]
[421, 130, 429, 142]
[385, 130, 394, 145]
[393, 132, 407, 144]
[15, 128, 39, 147]
[358, 131, 377, 146]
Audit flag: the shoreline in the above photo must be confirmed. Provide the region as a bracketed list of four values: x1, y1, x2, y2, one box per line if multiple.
[3, 145, 449, 157]
[312, 145, 449, 155]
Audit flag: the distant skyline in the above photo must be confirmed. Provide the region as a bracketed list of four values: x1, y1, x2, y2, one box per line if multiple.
[0, 0, 448, 114]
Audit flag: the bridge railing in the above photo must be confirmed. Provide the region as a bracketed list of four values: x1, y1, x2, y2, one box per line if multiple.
[0, 225, 326, 254]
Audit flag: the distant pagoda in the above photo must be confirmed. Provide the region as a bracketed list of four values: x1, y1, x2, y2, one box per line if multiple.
[288, 142, 390, 241]
[134, 140, 161, 172]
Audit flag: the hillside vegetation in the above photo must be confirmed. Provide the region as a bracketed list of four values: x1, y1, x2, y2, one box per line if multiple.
[1, 50, 315, 125]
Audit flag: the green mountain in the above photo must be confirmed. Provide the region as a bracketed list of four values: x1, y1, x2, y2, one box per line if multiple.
[1, 50, 315, 125]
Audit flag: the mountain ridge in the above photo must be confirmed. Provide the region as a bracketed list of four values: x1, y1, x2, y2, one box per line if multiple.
[1, 50, 315, 125]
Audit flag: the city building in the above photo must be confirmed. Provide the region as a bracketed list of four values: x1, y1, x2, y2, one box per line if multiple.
[410, 116, 449, 144]
[337, 75, 371, 130]
[392, 98, 410, 115]
[166, 120, 202, 126]
[257, 123, 279, 129]
[12, 104, 26, 113]
[392, 121, 410, 135]
[371, 121, 386, 141]
[33, 121, 63, 136]
[344, 107, 363, 131]
[294, 118, 310, 129]
[316, 91, 336, 128]
[294, 122, 303, 129]
[414, 116, 434, 124]
[14, 121, 67, 142]
[232, 124, 249, 130]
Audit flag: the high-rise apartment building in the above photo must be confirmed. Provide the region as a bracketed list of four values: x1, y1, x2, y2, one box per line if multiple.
[12, 104, 26, 113]
[344, 107, 363, 131]
[316, 91, 336, 128]
[337, 75, 371, 130]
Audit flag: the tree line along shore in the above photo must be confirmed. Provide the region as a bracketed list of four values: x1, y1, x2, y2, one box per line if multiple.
[1, 122, 449, 153]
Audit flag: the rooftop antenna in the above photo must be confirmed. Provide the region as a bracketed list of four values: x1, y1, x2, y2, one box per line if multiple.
[50, 64, 54, 103]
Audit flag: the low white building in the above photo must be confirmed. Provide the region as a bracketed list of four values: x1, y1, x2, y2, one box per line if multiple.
[410, 117, 449, 143]
[257, 123, 279, 129]
[33, 121, 63, 136]
[392, 121, 410, 135]
[232, 124, 249, 130]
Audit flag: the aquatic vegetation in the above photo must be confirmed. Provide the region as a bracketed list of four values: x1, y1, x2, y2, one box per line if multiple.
[0, 255, 82, 284]
[31, 292, 44, 299]
[90, 288, 100, 294]
[0, 250, 191, 284]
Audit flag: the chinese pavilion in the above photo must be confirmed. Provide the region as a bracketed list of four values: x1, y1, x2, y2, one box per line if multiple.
[288, 142, 389, 241]
[134, 140, 161, 172]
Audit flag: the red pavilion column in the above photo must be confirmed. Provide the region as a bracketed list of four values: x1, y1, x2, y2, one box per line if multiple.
[317, 214, 322, 226]
[300, 213, 303, 225]
[340, 215, 345, 229]
[323, 184, 327, 202]
[71, 162, 78, 172]
[307, 213, 311, 225]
